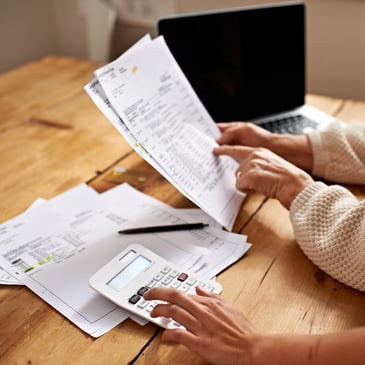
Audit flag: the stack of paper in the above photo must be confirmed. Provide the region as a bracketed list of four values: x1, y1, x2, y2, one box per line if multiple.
[0, 35, 252, 338]
[0, 183, 251, 337]
[84, 34, 245, 231]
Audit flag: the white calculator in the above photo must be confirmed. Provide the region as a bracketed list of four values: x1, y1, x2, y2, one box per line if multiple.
[89, 244, 223, 329]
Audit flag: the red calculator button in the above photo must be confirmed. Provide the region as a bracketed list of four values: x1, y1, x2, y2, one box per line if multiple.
[177, 273, 188, 282]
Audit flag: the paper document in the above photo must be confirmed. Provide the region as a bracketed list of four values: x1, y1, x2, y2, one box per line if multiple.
[85, 35, 245, 230]
[0, 183, 251, 336]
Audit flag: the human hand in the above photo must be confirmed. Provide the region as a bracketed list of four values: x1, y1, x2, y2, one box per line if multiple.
[216, 122, 313, 170]
[216, 122, 274, 148]
[213, 146, 314, 209]
[144, 286, 258, 365]
[145, 287, 365, 365]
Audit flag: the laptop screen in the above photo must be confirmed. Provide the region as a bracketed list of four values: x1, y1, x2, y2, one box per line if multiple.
[158, 3, 305, 122]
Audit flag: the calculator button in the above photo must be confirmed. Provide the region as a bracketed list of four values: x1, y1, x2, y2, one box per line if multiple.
[212, 287, 221, 294]
[179, 283, 190, 292]
[169, 269, 179, 278]
[172, 321, 183, 328]
[146, 303, 156, 313]
[161, 276, 173, 286]
[204, 284, 214, 292]
[147, 279, 157, 288]
[161, 266, 171, 274]
[137, 299, 149, 309]
[137, 286, 149, 296]
[128, 294, 141, 305]
[170, 280, 181, 289]
[177, 273, 188, 282]
[185, 277, 196, 286]
[153, 272, 164, 281]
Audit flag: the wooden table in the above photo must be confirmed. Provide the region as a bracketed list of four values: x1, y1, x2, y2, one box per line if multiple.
[0, 57, 364, 365]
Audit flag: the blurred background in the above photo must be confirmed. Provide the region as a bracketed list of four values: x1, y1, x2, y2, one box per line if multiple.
[1, 0, 364, 101]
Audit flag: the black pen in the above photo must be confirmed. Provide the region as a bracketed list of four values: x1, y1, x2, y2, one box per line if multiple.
[118, 222, 208, 234]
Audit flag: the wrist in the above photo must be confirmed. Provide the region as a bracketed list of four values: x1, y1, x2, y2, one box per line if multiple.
[268, 134, 313, 170]
[250, 334, 314, 365]
[282, 172, 314, 210]
[250, 334, 284, 365]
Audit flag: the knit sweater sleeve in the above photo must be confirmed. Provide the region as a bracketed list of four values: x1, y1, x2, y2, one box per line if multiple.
[290, 182, 365, 291]
[307, 120, 365, 184]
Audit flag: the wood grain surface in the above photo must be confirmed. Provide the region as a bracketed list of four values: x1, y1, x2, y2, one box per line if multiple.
[0, 57, 364, 365]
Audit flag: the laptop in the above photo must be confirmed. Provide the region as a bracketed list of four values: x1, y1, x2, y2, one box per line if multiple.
[157, 1, 335, 134]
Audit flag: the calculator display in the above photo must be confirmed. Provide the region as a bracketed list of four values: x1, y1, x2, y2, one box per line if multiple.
[107, 255, 151, 292]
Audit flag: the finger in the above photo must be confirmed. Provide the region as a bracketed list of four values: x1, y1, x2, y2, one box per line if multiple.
[216, 125, 247, 145]
[216, 122, 238, 132]
[161, 328, 202, 356]
[145, 286, 221, 305]
[145, 288, 215, 335]
[144, 287, 182, 302]
[161, 328, 194, 344]
[216, 121, 244, 129]
[150, 302, 201, 333]
[213, 145, 254, 159]
[195, 286, 221, 299]
[144, 287, 205, 320]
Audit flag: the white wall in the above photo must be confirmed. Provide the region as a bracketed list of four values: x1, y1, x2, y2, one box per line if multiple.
[0, 0, 364, 101]
[306, 0, 365, 101]
[52, 0, 88, 60]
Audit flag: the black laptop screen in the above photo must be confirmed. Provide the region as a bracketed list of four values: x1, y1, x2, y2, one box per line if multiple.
[158, 3, 305, 122]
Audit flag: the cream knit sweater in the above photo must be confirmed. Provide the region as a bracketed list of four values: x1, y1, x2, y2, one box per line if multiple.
[290, 121, 365, 291]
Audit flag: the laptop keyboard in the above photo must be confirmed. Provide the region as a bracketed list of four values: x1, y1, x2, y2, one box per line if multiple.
[260, 115, 318, 135]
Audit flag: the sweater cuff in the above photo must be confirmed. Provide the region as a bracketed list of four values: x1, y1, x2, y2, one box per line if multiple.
[289, 181, 328, 215]
[306, 131, 328, 177]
